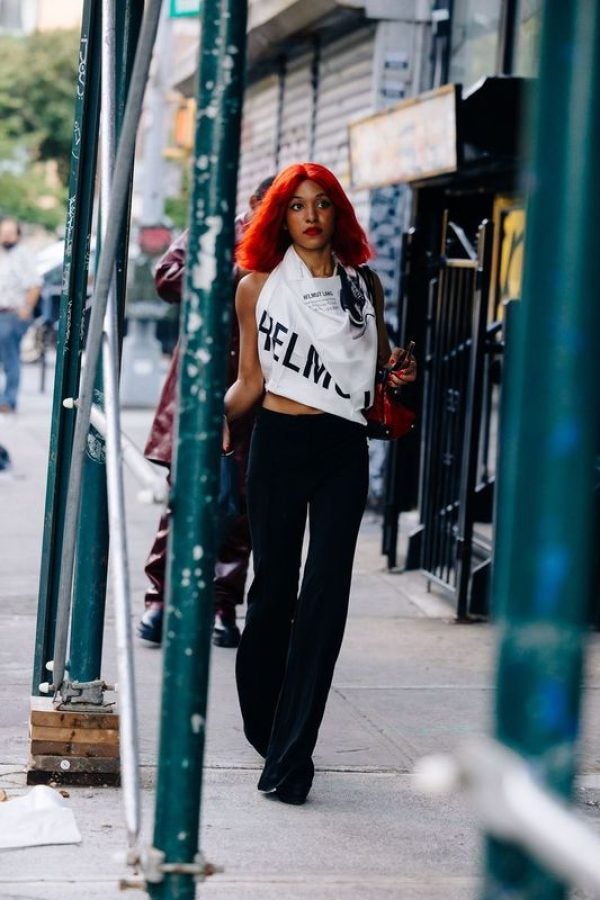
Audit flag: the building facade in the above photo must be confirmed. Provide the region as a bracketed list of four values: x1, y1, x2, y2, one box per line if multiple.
[0, 0, 82, 34]
[358, 0, 544, 609]
[167, 0, 543, 526]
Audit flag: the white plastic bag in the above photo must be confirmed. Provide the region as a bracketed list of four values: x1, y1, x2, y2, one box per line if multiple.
[0, 785, 82, 849]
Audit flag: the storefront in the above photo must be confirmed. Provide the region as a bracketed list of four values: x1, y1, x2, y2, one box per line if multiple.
[349, 57, 532, 614]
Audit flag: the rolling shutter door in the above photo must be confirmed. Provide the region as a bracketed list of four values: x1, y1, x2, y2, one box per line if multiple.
[278, 51, 313, 169]
[237, 74, 279, 212]
[313, 26, 376, 228]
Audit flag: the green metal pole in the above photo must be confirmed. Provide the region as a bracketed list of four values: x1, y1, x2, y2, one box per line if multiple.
[32, 0, 102, 693]
[149, 1, 247, 896]
[485, 1, 600, 896]
[68, 0, 144, 686]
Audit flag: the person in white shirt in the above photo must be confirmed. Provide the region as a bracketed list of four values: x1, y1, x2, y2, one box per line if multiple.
[0, 218, 41, 412]
[224, 163, 416, 805]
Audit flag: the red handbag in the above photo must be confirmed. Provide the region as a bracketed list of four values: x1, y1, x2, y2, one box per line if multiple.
[358, 266, 416, 440]
[365, 373, 416, 440]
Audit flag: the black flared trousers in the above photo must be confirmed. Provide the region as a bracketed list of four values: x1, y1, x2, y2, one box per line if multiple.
[236, 407, 369, 794]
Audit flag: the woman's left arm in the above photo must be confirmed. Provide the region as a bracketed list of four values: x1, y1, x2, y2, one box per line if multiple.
[370, 271, 417, 387]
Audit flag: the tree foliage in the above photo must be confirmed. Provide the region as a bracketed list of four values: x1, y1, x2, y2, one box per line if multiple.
[0, 28, 80, 226]
[0, 170, 67, 230]
[165, 162, 190, 231]
[0, 28, 80, 178]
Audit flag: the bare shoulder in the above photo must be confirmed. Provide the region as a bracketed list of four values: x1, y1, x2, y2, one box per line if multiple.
[236, 271, 270, 312]
[239, 271, 270, 293]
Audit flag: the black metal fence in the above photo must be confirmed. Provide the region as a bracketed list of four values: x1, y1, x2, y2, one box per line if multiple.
[404, 216, 503, 618]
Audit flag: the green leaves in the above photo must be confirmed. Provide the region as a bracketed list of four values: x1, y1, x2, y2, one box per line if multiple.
[0, 28, 79, 227]
[0, 170, 67, 230]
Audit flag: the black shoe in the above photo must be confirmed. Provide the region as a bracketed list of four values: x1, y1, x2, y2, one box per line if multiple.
[275, 783, 309, 805]
[212, 614, 241, 648]
[138, 606, 163, 646]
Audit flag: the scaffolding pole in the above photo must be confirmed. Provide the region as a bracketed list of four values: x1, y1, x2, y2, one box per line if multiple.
[32, 0, 102, 694]
[485, 0, 600, 895]
[50, 0, 162, 696]
[148, 1, 248, 896]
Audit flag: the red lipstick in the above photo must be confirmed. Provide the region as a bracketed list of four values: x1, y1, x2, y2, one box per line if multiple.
[303, 227, 322, 236]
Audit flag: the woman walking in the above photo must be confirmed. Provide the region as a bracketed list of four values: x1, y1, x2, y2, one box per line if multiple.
[224, 163, 416, 804]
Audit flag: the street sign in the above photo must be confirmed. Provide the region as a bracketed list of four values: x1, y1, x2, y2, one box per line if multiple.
[169, 0, 201, 17]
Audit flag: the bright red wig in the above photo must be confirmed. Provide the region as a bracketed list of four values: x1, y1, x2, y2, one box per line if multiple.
[236, 162, 373, 272]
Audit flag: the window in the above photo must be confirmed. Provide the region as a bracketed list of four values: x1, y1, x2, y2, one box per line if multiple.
[449, 0, 502, 88]
[515, 0, 543, 77]
[0, 0, 23, 33]
[0, 0, 36, 35]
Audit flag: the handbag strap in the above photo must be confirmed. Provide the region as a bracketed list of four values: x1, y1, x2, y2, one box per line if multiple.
[359, 264, 376, 303]
[359, 264, 388, 372]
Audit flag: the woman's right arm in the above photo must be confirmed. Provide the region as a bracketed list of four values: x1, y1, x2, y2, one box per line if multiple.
[224, 272, 266, 422]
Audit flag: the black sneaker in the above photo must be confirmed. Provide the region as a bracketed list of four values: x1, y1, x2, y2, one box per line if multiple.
[212, 613, 241, 648]
[138, 606, 163, 646]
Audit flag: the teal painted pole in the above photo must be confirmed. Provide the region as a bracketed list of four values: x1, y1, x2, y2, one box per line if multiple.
[149, 1, 247, 896]
[485, 1, 600, 896]
[68, 0, 144, 686]
[33, 0, 102, 693]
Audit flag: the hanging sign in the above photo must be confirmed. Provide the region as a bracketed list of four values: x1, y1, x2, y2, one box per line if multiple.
[349, 84, 460, 188]
[169, 0, 201, 16]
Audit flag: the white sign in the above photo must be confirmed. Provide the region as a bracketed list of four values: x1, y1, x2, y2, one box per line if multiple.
[169, 0, 201, 16]
[349, 84, 460, 188]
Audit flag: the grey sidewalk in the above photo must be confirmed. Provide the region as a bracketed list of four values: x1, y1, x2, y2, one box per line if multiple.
[1, 361, 599, 899]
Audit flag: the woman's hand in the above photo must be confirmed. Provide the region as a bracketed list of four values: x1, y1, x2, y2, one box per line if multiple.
[222, 414, 231, 455]
[387, 346, 417, 389]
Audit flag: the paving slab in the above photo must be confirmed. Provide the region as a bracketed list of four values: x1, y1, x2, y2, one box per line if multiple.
[2, 363, 600, 899]
[0, 771, 480, 900]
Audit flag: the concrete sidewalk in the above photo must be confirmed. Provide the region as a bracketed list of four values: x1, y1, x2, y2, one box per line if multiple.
[1, 361, 599, 899]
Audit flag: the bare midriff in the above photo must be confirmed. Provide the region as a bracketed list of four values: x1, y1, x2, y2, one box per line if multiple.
[262, 391, 324, 416]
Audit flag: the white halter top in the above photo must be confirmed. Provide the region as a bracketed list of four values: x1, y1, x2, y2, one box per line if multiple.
[256, 246, 378, 424]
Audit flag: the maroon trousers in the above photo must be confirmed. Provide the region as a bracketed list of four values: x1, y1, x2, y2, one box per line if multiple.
[143, 504, 251, 621]
[144, 417, 254, 620]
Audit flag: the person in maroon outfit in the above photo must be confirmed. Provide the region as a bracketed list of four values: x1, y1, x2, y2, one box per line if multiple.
[139, 176, 274, 648]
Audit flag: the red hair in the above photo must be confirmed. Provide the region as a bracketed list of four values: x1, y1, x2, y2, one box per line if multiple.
[236, 163, 373, 272]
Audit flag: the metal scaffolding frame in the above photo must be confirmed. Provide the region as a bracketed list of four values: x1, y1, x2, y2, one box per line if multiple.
[30, 0, 600, 896]
[32, 0, 247, 893]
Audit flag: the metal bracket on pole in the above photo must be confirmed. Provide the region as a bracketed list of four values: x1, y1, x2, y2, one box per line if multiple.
[55, 678, 116, 708]
[37, 656, 115, 706]
[140, 848, 223, 885]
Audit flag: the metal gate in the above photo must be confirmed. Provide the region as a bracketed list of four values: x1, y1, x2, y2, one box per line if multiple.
[412, 215, 498, 618]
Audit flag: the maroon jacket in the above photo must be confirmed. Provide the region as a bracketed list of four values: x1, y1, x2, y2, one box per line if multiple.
[144, 231, 187, 467]
[144, 230, 252, 467]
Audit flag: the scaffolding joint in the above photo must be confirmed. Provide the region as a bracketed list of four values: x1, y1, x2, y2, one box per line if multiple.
[141, 847, 224, 884]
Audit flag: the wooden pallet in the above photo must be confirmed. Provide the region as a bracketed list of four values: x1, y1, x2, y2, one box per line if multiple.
[27, 697, 121, 786]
